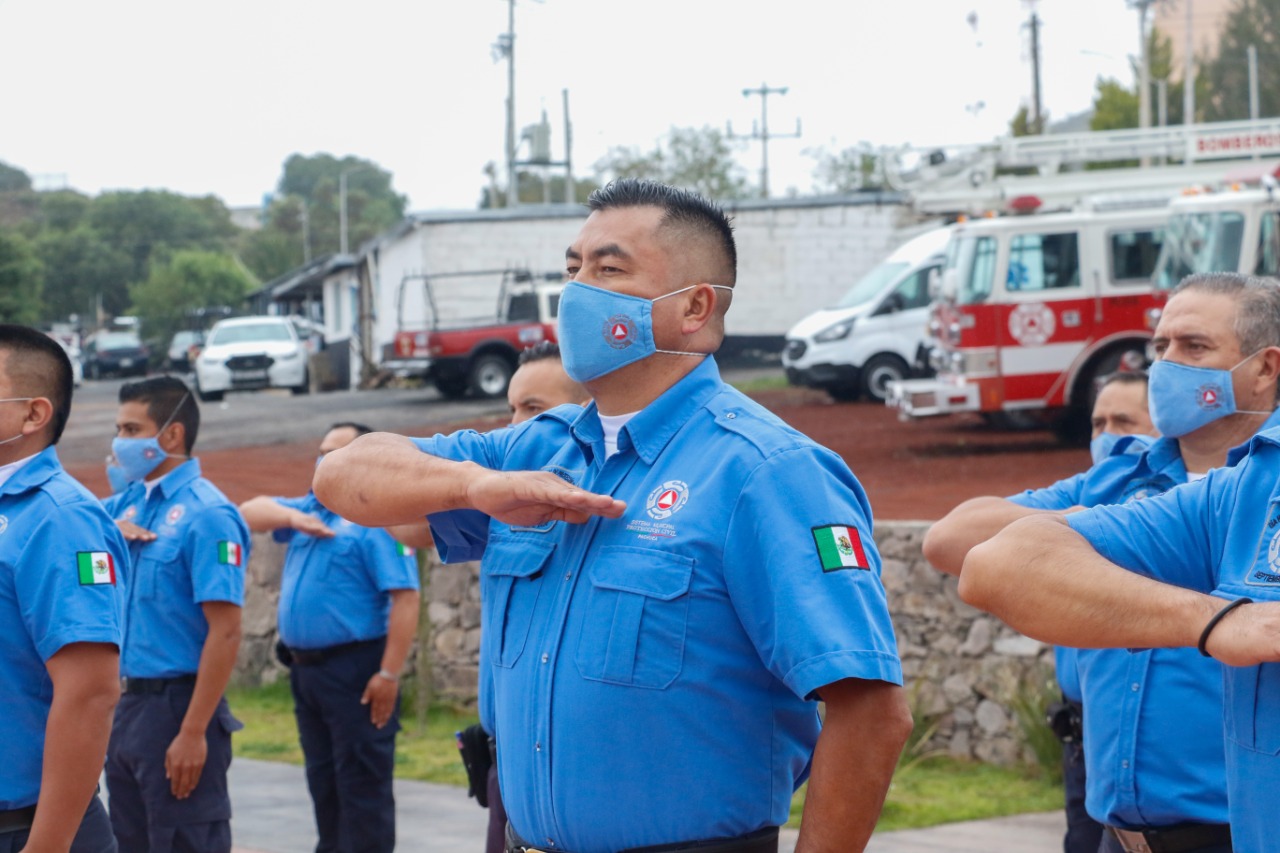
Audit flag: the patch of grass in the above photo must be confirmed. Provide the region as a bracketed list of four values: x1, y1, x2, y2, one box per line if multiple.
[728, 374, 790, 393]
[229, 685, 1061, 831]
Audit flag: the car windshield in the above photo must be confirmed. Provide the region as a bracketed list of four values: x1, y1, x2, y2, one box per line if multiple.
[834, 261, 911, 309]
[208, 323, 294, 346]
[96, 333, 142, 350]
[1153, 211, 1244, 290]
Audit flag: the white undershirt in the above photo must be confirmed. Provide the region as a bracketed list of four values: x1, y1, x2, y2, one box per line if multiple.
[144, 464, 181, 498]
[598, 411, 640, 458]
[1185, 471, 1208, 482]
[0, 452, 39, 490]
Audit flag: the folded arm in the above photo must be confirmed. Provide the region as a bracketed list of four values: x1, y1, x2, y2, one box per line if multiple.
[922, 496, 1051, 576]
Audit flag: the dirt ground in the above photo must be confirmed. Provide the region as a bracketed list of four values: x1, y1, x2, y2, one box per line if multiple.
[65, 388, 1092, 523]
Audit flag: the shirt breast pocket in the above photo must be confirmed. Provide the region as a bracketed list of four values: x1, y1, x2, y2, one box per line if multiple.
[1226, 663, 1280, 755]
[483, 538, 553, 669]
[135, 537, 182, 599]
[574, 546, 694, 690]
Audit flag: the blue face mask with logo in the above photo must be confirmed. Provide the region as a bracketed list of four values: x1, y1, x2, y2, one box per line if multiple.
[105, 456, 130, 493]
[557, 280, 734, 383]
[1090, 432, 1156, 466]
[111, 393, 190, 483]
[1147, 351, 1272, 438]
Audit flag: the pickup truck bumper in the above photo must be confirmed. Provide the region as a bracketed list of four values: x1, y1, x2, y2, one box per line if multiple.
[383, 357, 433, 379]
[886, 376, 981, 419]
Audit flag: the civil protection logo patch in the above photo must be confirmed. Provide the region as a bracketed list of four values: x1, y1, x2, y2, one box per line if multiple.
[646, 480, 689, 520]
[1197, 383, 1224, 410]
[166, 505, 185, 525]
[1245, 502, 1280, 587]
[604, 314, 638, 349]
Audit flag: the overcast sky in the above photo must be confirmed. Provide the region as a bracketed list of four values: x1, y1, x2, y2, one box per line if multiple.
[0, 0, 1144, 212]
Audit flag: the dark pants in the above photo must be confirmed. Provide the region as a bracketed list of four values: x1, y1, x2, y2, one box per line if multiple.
[485, 763, 508, 853]
[105, 683, 238, 853]
[0, 796, 115, 853]
[1098, 831, 1232, 853]
[1063, 739, 1104, 853]
[290, 640, 399, 853]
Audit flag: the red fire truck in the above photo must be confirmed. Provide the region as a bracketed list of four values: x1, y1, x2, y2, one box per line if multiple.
[886, 200, 1168, 442]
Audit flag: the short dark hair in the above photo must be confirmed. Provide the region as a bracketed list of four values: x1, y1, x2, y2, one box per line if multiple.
[518, 341, 561, 366]
[328, 421, 373, 437]
[0, 324, 74, 444]
[119, 376, 199, 454]
[587, 179, 737, 285]
[1098, 370, 1148, 391]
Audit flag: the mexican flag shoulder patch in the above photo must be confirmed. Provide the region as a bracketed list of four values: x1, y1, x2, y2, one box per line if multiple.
[218, 541, 243, 567]
[396, 543, 416, 557]
[812, 524, 869, 572]
[78, 551, 117, 586]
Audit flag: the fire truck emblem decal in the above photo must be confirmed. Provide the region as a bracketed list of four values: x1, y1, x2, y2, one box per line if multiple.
[1007, 303, 1056, 346]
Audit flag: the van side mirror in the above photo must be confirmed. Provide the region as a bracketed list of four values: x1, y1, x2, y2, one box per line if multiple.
[938, 269, 959, 302]
[927, 268, 942, 300]
[876, 292, 906, 315]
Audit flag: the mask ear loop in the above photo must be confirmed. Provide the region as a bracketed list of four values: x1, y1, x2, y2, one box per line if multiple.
[651, 285, 734, 358]
[1230, 349, 1279, 417]
[155, 391, 193, 460]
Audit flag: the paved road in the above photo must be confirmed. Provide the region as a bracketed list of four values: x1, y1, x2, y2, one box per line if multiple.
[227, 759, 1065, 853]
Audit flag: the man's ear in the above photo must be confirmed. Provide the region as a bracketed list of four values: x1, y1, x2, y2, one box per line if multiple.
[679, 283, 720, 335]
[1255, 346, 1280, 392]
[21, 398, 55, 437]
[160, 421, 187, 455]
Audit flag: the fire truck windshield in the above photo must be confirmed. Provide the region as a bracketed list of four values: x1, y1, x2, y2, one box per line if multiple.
[835, 261, 910, 308]
[1153, 211, 1244, 290]
[948, 235, 998, 305]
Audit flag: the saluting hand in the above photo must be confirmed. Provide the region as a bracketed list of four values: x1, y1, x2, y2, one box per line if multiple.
[291, 511, 335, 538]
[117, 519, 157, 542]
[361, 673, 399, 729]
[467, 470, 626, 528]
[165, 728, 208, 799]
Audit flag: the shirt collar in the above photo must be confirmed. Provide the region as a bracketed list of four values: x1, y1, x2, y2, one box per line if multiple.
[570, 358, 724, 465]
[147, 457, 202, 499]
[0, 446, 61, 498]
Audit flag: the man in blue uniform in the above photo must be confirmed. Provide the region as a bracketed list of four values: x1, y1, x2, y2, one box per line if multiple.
[0, 325, 128, 853]
[925, 370, 1166, 853]
[102, 376, 250, 853]
[316, 179, 912, 853]
[239, 422, 420, 853]
[961, 273, 1280, 853]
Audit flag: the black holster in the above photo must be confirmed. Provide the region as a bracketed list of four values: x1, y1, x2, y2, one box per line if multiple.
[456, 723, 493, 808]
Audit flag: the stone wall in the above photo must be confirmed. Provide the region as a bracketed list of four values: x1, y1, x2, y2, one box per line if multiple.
[235, 521, 1055, 767]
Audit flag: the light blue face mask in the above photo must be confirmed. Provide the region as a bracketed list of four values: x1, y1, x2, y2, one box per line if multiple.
[1090, 432, 1156, 466]
[1147, 351, 1272, 438]
[556, 280, 733, 383]
[111, 392, 190, 483]
[105, 456, 130, 493]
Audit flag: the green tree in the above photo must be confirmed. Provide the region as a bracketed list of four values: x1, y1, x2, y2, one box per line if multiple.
[808, 144, 885, 193]
[1089, 28, 1186, 131]
[1201, 0, 1280, 121]
[0, 161, 32, 193]
[594, 126, 751, 201]
[277, 154, 406, 252]
[129, 250, 257, 345]
[89, 190, 238, 284]
[0, 230, 44, 325]
[36, 227, 133, 321]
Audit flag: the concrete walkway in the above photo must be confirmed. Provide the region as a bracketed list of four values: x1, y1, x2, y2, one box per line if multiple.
[228, 758, 1065, 853]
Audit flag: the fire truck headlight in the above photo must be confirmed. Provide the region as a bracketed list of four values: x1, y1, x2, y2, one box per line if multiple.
[814, 318, 856, 343]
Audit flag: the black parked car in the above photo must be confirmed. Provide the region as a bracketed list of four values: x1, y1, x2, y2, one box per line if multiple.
[83, 331, 149, 379]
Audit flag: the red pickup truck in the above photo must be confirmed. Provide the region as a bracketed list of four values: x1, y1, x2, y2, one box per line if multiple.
[385, 268, 564, 399]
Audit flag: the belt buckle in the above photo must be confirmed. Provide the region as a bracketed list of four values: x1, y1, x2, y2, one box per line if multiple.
[1110, 828, 1153, 853]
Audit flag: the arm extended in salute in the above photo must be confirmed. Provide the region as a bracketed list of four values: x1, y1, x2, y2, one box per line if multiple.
[313, 432, 626, 528]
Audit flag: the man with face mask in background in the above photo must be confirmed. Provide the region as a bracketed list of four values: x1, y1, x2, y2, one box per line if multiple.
[238, 422, 421, 853]
[315, 179, 911, 853]
[941, 273, 1280, 853]
[102, 376, 250, 853]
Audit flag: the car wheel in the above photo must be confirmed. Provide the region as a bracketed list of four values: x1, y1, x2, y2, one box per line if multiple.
[467, 354, 514, 399]
[826, 384, 861, 403]
[433, 375, 469, 400]
[291, 370, 311, 396]
[860, 354, 910, 404]
[196, 381, 224, 403]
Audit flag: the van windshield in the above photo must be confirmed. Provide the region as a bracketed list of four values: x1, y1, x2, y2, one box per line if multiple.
[835, 261, 910, 308]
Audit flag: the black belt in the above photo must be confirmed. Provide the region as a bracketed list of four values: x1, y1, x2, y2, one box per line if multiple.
[506, 825, 778, 853]
[287, 637, 384, 666]
[1108, 822, 1231, 853]
[0, 805, 36, 834]
[122, 674, 197, 695]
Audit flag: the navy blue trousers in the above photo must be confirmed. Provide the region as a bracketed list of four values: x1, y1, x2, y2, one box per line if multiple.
[290, 641, 399, 853]
[1063, 738, 1104, 853]
[105, 684, 239, 853]
[0, 796, 115, 853]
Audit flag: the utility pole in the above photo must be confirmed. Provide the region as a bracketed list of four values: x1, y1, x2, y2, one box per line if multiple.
[1184, 0, 1195, 125]
[1028, 7, 1043, 134]
[731, 83, 801, 199]
[1128, 0, 1155, 164]
[504, 0, 517, 208]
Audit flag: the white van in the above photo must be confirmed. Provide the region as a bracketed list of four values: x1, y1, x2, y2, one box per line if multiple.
[782, 226, 952, 402]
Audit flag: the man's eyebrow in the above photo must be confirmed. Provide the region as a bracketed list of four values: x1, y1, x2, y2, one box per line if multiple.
[564, 244, 632, 263]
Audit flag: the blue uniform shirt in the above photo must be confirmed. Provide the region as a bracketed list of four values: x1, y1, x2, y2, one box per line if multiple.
[104, 459, 249, 679]
[273, 493, 420, 649]
[418, 358, 902, 853]
[1068, 417, 1280, 849]
[1006, 420, 1280, 828]
[0, 447, 128, 809]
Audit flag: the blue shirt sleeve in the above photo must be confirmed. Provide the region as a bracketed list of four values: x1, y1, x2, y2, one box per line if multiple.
[184, 504, 249, 605]
[412, 432, 512, 563]
[1066, 473, 1229, 594]
[17, 503, 127, 661]
[722, 446, 903, 700]
[1008, 472, 1088, 511]
[362, 527, 421, 592]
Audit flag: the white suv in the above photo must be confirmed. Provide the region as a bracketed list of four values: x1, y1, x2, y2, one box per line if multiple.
[194, 316, 310, 402]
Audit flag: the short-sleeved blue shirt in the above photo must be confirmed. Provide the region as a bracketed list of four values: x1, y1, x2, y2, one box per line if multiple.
[272, 492, 420, 650]
[1006, 418, 1280, 829]
[417, 358, 902, 853]
[1069, 420, 1280, 850]
[104, 459, 249, 679]
[0, 446, 128, 809]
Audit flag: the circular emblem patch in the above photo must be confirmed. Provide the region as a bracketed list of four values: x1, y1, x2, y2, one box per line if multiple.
[142, 446, 160, 461]
[1007, 303, 1056, 346]
[646, 480, 689, 520]
[1269, 528, 1280, 574]
[123, 506, 138, 521]
[604, 314, 638, 350]
[167, 505, 186, 525]
[1197, 384, 1224, 410]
